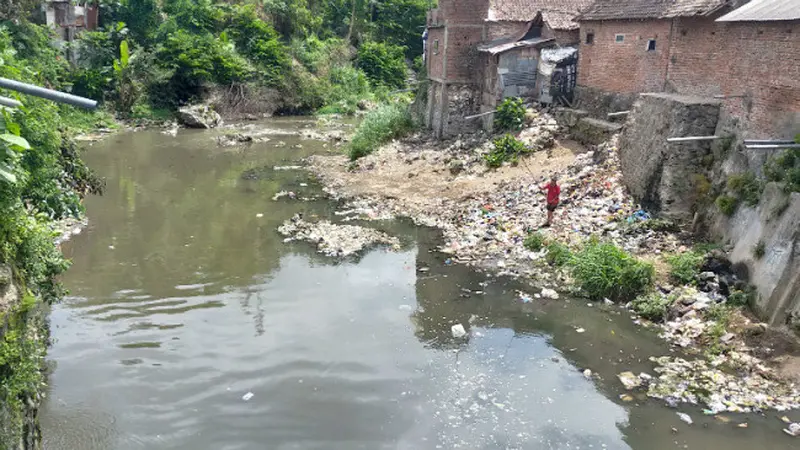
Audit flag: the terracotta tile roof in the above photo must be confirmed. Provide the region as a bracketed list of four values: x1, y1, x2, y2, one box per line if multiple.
[578, 0, 729, 21]
[487, 0, 595, 29]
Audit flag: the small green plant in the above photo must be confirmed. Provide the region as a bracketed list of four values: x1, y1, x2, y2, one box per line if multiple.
[764, 145, 800, 194]
[485, 134, 528, 168]
[727, 172, 763, 207]
[545, 241, 572, 266]
[666, 251, 704, 285]
[727, 287, 755, 307]
[715, 195, 738, 216]
[569, 239, 655, 302]
[493, 97, 525, 132]
[752, 240, 766, 259]
[523, 232, 546, 252]
[631, 292, 672, 322]
[348, 102, 414, 160]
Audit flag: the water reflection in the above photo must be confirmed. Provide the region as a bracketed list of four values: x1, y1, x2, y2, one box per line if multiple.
[41, 121, 795, 450]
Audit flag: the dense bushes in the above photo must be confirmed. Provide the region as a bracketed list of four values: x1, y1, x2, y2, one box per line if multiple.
[494, 97, 526, 132]
[485, 134, 528, 168]
[348, 102, 414, 160]
[666, 251, 704, 285]
[356, 41, 407, 89]
[569, 240, 655, 302]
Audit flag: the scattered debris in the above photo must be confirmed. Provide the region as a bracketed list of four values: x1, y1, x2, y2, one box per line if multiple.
[677, 412, 693, 425]
[618, 371, 642, 390]
[451, 323, 467, 338]
[278, 214, 401, 257]
[540, 288, 559, 299]
[242, 392, 254, 401]
[583, 369, 592, 379]
[576, 327, 586, 333]
[785, 422, 800, 437]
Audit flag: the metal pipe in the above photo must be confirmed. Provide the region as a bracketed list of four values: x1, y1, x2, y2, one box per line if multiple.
[743, 140, 795, 145]
[0, 96, 22, 108]
[667, 136, 720, 143]
[745, 144, 800, 150]
[0, 77, 97, 109]
[607, 111, 630, 117]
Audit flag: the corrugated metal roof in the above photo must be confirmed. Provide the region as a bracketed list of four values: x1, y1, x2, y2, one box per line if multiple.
[716, 0, 800, 22]
[478, 37, 555, 55]
[579, 0, 728, 21]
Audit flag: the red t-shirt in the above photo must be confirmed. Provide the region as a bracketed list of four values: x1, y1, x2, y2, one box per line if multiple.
[545, 183, 560, 205]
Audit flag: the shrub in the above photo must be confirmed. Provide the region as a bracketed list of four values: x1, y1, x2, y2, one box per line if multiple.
[348, 102, 414, 160]
[485, 134, 528, 168]
[523, 232, 546, 251]
[727, 172, 762, 207]
[727, 287, 755, 307]
[494, 97, 525, 132]
[715, 195, 738, 216]
[631, 292, 672, 322]
[227, 5, 289, 83]
[545, 241, 572, 267]
[356, 41, 407, 89]
[764, 146, 800, 194]
[752, 240, 766, 259]
[666, 251, 704, 285]
[569, 240, 655, 302]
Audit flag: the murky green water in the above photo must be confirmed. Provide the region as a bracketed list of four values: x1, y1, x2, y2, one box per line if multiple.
[41, 119, 795, 449]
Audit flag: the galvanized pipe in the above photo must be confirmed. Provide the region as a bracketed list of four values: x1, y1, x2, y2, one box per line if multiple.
[0, 77, 97, 109]
[0, 96, 22, 108]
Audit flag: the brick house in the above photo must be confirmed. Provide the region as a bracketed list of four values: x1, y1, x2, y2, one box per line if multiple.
[425, 0, 592, 137]
[576, 0, 800, 137]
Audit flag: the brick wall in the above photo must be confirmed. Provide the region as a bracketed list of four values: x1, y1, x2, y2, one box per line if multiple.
[488, 22, 528, 40]
[578, 19, 672, 93]
[668, 18, 800, 137]
[445, 25, 486, 83]
[439, 0, 490, 24]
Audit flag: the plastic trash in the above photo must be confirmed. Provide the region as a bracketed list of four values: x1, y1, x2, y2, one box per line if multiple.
[540, 288, 559, 299]
[618, 371, 642, 390]
[677, 412, 693, 425]
[451, 323, 467, 338]
[784, 423, 800, 437]
[242, 392, 254, 401]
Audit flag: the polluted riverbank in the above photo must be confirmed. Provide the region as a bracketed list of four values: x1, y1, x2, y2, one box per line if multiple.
[303, 111, 800, 434]
[41, 118, 799, 449]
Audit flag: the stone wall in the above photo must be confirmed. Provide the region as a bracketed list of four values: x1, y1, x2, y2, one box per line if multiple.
[618, 93, 721, 221]
[426, 81, 481, 138]
[618, 94, 800, 333]
[574, 85, 639, 117]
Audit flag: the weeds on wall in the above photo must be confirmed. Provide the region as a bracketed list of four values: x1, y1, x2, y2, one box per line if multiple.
[763, 137, 800, 194]
[752, 240, 766, 259]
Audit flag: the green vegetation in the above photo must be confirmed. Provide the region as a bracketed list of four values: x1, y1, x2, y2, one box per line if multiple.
[764, 140, 800, 194]
[726, 172, 763, 207]
[356, 41, 407, 89]
[523, 231, 546, 252]
[752, 240, 766, 259]
[494, 97, 526, 132]
[569, 239, 655, 302]
[666, 251, 704, 285]
[631, 292, 672, 322]
[715, 194, 738, 216]
[348, 102, 414, 160]
[545, 241, 572, 267]
[485, 134, 528, 168]
[727, 287, 755, 307]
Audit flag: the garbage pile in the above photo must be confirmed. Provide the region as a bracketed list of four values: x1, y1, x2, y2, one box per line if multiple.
[278, 214, 400, 257]
[643, 356, 800, 413]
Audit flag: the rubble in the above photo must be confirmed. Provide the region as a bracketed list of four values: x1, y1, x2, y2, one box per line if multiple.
[278, 214, 401, 257]
[451, 324, 467, 338]
[618, 371, 642, 390]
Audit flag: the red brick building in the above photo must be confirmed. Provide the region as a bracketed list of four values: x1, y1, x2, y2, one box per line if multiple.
[576, 0, 800, 137]
[425, 0, 593, 137]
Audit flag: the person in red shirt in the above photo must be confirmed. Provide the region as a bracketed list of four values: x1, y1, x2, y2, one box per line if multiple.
[541, 176, 561, 227]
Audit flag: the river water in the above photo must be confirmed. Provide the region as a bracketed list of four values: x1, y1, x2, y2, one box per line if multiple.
[40, 119, 794, 449]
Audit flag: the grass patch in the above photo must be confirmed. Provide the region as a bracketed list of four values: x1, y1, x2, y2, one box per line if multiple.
[569, 239, 655, 302]
[764, 144, 799, 193]
[727, 287, 755, 307]
[348, 102, 414, 161]
[631, 292, 672, 322]
[523, 231, 546, 252]
[715, 195, 738, 216]
[485, 134, 528, 168]
[545, 241, 572, 267]
[666, 251, 704, 285]
[753, 240, 766, 259]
